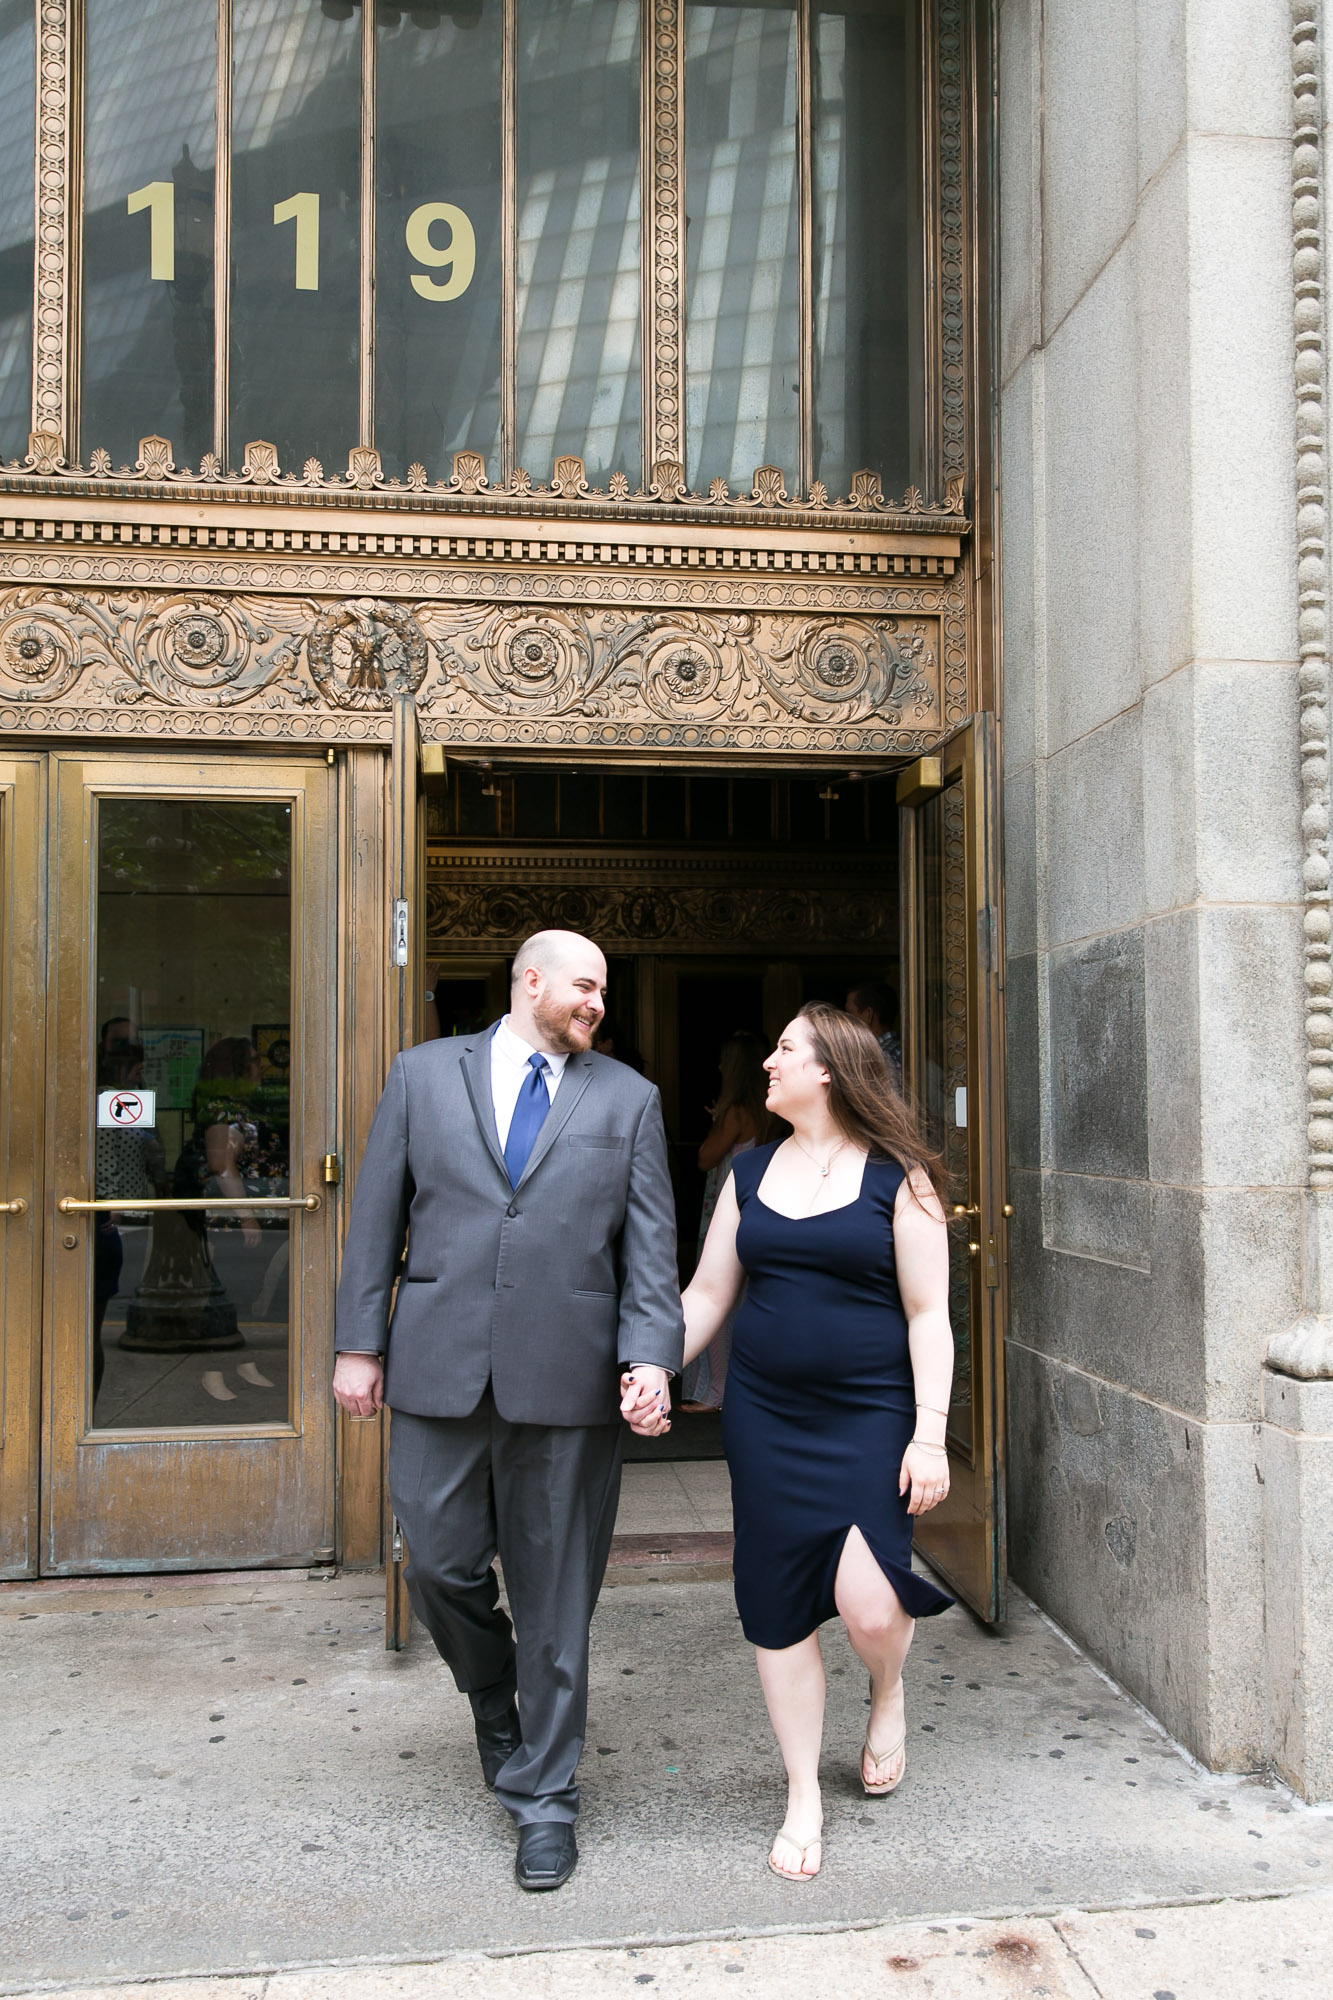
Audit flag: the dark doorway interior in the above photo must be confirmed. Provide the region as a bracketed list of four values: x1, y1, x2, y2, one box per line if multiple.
[423, 761, 902, 1461]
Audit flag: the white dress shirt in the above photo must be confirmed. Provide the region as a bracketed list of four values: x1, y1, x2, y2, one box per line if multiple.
[490, 1015, 569, 1149]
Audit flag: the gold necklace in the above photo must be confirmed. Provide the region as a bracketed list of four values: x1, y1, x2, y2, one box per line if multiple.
[792, 1133, 846, 1179]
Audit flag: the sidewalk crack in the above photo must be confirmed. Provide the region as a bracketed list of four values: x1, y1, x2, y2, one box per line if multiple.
[1051, 1919, 1108, 1999]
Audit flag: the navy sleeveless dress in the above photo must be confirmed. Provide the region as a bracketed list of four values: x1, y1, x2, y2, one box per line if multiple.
[722, 1142, 954, 1649]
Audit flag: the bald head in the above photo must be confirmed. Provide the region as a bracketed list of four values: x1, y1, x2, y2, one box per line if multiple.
[510, 929, 595, 990]
[508, 930, 607, 1055]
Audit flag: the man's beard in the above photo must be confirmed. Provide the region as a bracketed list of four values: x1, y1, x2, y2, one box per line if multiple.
[533, 995, 598, 1054]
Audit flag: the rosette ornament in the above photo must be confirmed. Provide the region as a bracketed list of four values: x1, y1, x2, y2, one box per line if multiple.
[472, 613, 595, 714]
[0, 613, 80, 701]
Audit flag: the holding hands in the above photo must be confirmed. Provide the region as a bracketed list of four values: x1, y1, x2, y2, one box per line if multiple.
[619, 1365, 671, 1436]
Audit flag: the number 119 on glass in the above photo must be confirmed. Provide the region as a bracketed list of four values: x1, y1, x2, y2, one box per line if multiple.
[126, 183, 476, 300]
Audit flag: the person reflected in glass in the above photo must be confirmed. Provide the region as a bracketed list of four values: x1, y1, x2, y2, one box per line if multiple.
[591, 1019, 645, 1075]
[680, 1029, 780, 1414]
[845, 980, 902, 1087]
[178, 1037, 288, 1251]
[93, 1024, 166, 1398]
[626, 1003, 954, 1881]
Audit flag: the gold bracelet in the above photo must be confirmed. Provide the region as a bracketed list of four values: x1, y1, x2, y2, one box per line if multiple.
[915, 1403, 949, 1417]
[910, 1438, 948, 1455]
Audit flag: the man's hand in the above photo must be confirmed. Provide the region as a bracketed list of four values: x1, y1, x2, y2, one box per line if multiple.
[333, 1351, 385, 1418]
[619, 1365, 671, 1436]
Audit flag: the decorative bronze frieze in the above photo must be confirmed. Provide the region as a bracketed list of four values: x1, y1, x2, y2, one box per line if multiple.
[0, 580, 962, 757]
[3, 436, 969, 534]
[425, 846, 895, 954]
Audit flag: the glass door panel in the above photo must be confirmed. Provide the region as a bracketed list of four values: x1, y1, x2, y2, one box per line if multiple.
[92, 796, 295, 1430]
[899, 717, 1006, 1621]
[44, 752, 337, 1573]
[0, 757, 43, 1577]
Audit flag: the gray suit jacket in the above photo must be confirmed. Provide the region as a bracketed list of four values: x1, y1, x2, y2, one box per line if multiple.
[334, 1025, 684, 1425]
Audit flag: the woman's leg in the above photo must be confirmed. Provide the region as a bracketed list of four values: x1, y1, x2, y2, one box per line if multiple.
[834, 1525, 916, 1787]
[754, 1632, 825, 1875]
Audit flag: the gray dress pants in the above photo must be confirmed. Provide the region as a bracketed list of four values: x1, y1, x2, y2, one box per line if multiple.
[388, 1389, 623, 1825]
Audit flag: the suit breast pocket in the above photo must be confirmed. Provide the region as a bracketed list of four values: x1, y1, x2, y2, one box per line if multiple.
[567, 1135, 626, 1150]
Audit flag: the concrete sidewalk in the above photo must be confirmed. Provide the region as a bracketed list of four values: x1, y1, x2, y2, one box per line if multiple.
[5, 1528, 1333, 1997]
[13, 1892, 1333, 1999]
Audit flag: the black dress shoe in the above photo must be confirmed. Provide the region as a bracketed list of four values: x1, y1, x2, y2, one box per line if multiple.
[473, 1703, 521, 1789]
[515, 1821, 578, 1891]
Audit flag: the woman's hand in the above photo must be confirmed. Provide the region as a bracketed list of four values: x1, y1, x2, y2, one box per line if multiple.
[620, 1367, 671, 1436]
[900, 1439, 950, 1516]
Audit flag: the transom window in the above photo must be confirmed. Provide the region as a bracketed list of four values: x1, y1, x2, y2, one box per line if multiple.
[0, 0, 934, 501]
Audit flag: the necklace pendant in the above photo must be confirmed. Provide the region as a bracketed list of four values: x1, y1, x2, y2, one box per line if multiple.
[820, 1164, 830, 1177]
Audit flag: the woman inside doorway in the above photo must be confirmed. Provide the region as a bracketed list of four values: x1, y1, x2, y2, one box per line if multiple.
[641, 1003, 954, 1881]
[680, 1028, 779, 1412]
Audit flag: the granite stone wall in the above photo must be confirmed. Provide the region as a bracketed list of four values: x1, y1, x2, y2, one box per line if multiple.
[997, 0, 1308, 1776]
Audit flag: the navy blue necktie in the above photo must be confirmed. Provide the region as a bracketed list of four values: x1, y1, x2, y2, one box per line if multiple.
[504, 1050, 551, 1187]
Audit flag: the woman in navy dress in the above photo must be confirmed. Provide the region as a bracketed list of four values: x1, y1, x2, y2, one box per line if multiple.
[643, 1002, 955, 1882]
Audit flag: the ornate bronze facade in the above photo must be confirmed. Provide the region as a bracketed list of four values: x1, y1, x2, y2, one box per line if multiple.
[0, 0, 981, 761]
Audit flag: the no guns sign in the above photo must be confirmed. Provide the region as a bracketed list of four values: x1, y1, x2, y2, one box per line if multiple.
[97, 1088, 156, 1130]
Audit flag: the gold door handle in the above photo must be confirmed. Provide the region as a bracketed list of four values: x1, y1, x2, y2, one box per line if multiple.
[0, 1197, 27, 1216]
[57, 1194, 322, 1214]
[953, 1202, 981, 1218]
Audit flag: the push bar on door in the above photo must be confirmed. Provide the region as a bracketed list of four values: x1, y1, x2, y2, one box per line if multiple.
[57, 1194, 322, 1213]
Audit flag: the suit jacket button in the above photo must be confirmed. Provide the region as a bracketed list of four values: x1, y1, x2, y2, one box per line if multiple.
[506, 1204, 518, 1218]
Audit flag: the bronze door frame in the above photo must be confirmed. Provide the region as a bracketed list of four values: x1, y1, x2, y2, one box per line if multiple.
[898, 715, 1007, 1621]
[0, 754, 45, 1576]
[2, 746, 342, 1577]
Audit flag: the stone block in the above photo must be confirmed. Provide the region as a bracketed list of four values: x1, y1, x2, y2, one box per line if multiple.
[1144, 908, 1202, 1186]
[1043, 252, 1142, 752]
[1003, 762, 1038, 957]
[1042, 0, 1139, 335]
[1197, 1186, 1303, 1423]
[1136, 0, 1185, 189]
[1048, 928, 1148, 1177]
[1006, 1343, 1265, 1768]
[998, 0, 1040, 385]
[1008, 1179, 1205, 1417]
[1041, 1170, 1150, 1272]
[1141, 668, 1199, 919]
[1187, 134, 1297, 668]
[1134, 147, 1195, 691]
[1196, 902, 1306, 1188]
[1185, 0, 1290, 141]
[999, 358, 1039, 773]
[1045, 708, 1144, 944]
[1198, 1413, 1267, 1766]
[1142, 659, 1301, 918]
[1262, 1372, 1333, 1801]
[1005, 951, 1041, 1173]
[1192, 660, 1301, 905]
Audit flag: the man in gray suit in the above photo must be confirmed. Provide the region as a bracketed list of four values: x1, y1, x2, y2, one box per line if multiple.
[332, 930, 682, 1891]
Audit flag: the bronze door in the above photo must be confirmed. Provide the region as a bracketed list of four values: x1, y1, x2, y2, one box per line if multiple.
[899, 717, 1008, 1621]
[0, 756, 44, 1575]
[28, 750, 338, 1574]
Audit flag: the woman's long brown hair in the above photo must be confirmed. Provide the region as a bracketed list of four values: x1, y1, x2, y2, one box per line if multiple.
[796, 1001, 947, 1209]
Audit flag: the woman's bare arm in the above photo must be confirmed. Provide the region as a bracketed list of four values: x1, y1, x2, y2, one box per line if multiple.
[680, 1173, 746, 1362]
[894, 1168, 955, 1513]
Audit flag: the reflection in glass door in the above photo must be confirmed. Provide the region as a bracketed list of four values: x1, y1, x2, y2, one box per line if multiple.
[44, 754, 337, 1574]
[92, 797, 296, 1430]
